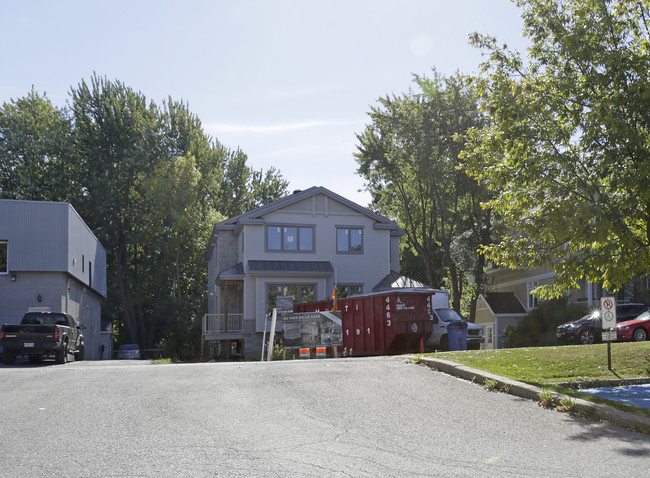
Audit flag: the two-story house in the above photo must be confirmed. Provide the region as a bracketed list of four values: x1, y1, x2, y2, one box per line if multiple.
[0, 199, 109, 360]
[204, 186, 415, 359]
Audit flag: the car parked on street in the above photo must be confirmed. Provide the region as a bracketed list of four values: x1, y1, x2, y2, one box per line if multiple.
[616, 311, 650, 342]
[556, 303, 650, 345]
[117, 344, 141, 359]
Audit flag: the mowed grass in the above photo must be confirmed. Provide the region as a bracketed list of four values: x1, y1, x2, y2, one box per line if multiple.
[431, 341, 650, 384]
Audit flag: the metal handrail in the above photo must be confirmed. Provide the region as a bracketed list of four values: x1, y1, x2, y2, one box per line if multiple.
[203, 314, 244, 334]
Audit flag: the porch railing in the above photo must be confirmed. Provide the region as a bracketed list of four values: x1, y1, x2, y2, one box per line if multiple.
[203, 314, 244, 335]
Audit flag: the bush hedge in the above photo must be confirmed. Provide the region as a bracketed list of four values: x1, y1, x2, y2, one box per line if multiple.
[503, 297, 590, 348]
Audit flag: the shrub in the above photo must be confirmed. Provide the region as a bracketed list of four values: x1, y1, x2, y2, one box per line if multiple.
[503, 297, 589, 348]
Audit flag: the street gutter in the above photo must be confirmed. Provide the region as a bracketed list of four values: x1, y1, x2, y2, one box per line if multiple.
[413, 356, 650, 431]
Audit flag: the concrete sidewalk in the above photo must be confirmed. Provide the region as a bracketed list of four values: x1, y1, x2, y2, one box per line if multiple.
[415, 356, 650, 431]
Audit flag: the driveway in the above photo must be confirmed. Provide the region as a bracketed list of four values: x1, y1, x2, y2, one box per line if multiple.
[1, 356, 649, 477]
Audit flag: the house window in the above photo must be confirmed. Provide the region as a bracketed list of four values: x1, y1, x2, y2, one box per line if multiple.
[267, 284, 315, 313]
[336, 284, 363, 298]
[336, 227, 363, 253]
[527, 280, 539, 309]
[0, 241, 7, 273]
[267, 226, 314, 252]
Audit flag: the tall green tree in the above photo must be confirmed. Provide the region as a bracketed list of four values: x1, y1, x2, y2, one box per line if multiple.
[464, 0, 650, 298]
[137, 154, 219, 353]
[355, 72, 489, 313]
[70, 75, 165, 347]
[0, 90, 77, 201]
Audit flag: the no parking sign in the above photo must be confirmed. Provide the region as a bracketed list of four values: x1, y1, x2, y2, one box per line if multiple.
[600, 297, 616, 330]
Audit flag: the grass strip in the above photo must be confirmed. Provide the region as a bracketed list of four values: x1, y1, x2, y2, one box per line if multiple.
[429, 342, 650, 418]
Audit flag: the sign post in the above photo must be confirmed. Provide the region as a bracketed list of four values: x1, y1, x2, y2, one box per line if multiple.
[266, 308, 278, 362]
[600, 297, 616, 370]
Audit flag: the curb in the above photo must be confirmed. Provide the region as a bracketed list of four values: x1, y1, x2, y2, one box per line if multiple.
[414, 356, 650, 431]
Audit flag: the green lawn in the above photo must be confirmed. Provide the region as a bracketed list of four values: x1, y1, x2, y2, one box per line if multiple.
[431, 342, 650, 384]
[430, 342, 650, 421]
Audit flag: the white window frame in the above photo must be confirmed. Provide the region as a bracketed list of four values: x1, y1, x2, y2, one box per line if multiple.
[527, 280, 540, 310]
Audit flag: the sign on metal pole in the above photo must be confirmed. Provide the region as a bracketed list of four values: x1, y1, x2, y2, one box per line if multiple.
[602, 329, 617, 341]
[266, 308, 278, 362]
[600, 297, 616, 330]
[600, 296, 616, 371]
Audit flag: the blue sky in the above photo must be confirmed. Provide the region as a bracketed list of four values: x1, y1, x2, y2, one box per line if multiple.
[1, 0, 528, 206]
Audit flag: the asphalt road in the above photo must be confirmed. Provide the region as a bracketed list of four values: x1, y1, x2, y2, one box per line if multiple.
[1, 356, 649, 477]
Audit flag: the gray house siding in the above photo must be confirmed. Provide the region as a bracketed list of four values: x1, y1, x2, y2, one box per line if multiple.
[0, 199, 106, 298]
[67, 205, 107, 296]
[1, 200, 70, 272]
[0, 200, 107, 360]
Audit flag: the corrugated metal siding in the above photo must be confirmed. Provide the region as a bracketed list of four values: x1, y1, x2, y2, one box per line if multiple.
[0, 200, 106, 298]
[0, 200, 69, 271]
[67, 204, 107, 297]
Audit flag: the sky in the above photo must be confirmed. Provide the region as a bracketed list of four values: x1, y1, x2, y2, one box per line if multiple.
[1, 0, 529, 207]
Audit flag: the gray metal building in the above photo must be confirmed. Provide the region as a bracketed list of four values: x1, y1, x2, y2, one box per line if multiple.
[0, 200, 109, 360]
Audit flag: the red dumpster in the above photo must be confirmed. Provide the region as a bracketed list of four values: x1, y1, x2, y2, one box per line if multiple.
[295, 288, 448, 356]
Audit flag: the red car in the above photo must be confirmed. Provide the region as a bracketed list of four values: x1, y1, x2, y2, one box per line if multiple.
[616, 311, 650, 342]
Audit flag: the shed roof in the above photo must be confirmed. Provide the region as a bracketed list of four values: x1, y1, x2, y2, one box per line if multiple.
[484, 292, 527, 315]
[248, 260, 334, 277]
[373, 271, 430, 291]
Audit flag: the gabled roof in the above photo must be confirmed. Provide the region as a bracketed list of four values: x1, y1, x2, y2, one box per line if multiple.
[207, 186, 404, 255]
[373, 271, 430, 291]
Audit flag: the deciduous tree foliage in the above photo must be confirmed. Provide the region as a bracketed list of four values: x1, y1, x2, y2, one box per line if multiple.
[464, 0, 650, 298]
[0, 75, 288, 356]
[355, 72, 491, 314]
[0, 90, 78, 201]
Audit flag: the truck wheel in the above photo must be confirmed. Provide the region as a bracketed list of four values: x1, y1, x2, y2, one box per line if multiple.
[440, 335, 449, 351]
[74, 343, 85, 361]
[3, 349, 17, 365]
[55, 342, 68, 364]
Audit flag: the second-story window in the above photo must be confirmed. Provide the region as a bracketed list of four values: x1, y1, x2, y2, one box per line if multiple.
[267, 226, 314, 252]
[337, 227, 363, 253]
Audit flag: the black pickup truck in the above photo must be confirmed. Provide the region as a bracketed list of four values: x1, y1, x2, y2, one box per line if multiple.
[1, 312, 86, 365]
